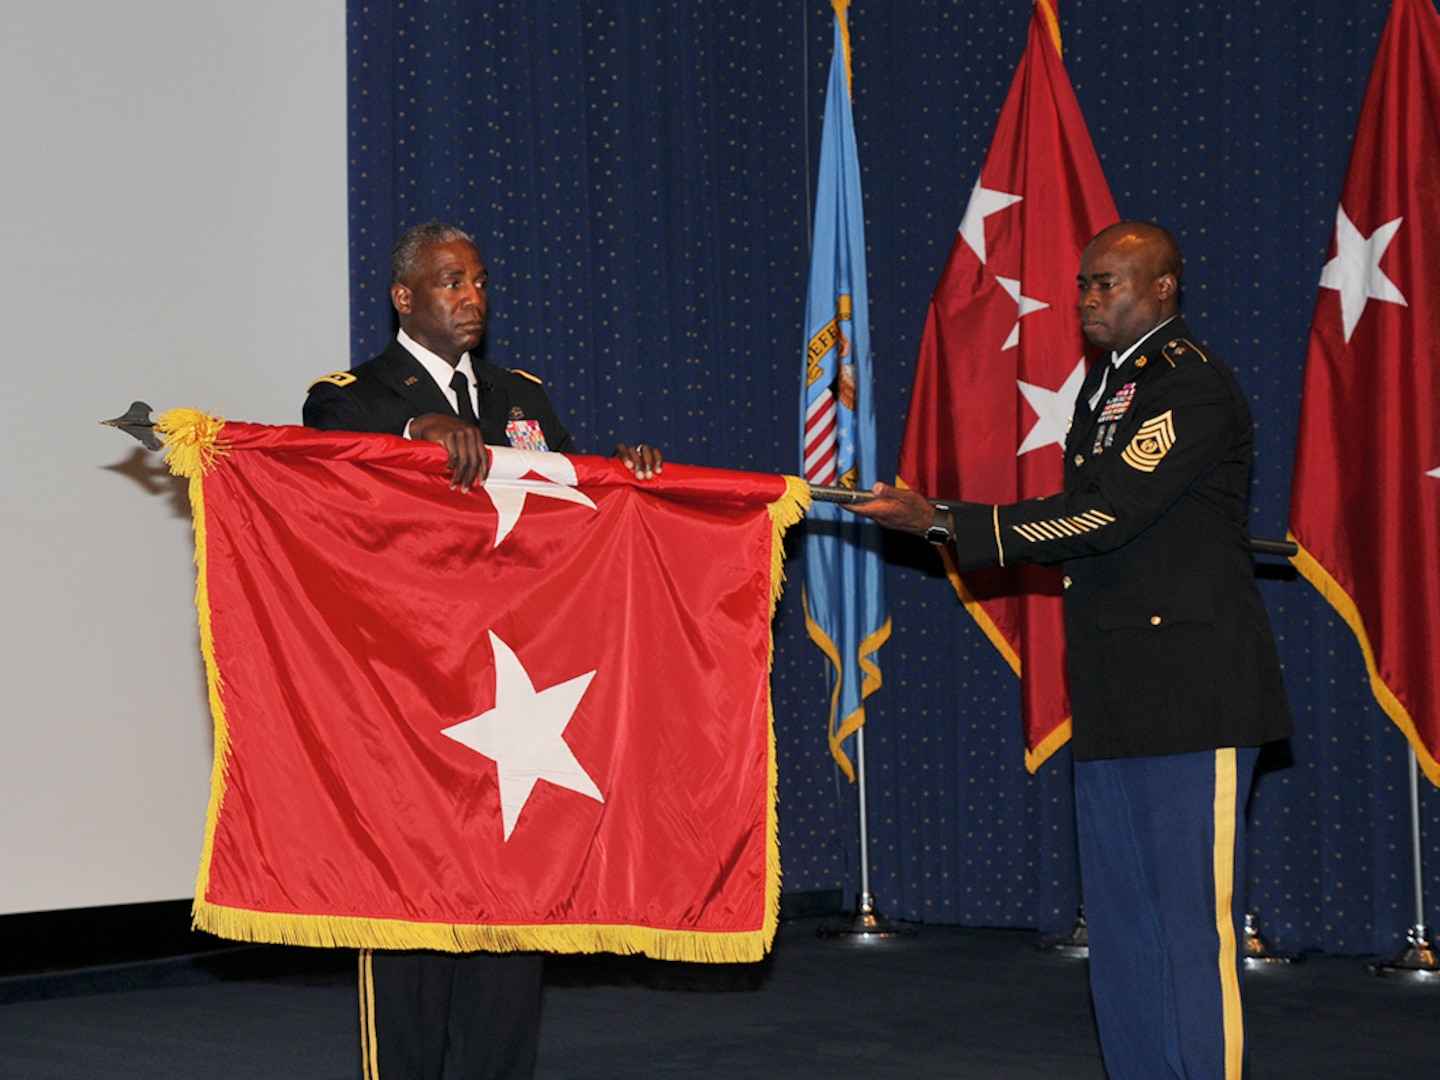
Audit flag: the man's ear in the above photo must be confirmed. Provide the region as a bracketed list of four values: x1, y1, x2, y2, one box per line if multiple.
[391, 282, 412, 315]
[1156, 273, 1178, 302]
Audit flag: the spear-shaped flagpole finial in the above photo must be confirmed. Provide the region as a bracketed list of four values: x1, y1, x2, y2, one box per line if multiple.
[101, 401, 160, 451]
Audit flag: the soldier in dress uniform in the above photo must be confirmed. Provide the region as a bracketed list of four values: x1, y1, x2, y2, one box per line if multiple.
[849, 221, 1291, 1080]
[303, 220, 660, 1080]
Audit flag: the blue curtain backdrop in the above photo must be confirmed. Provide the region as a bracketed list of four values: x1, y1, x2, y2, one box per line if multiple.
[347, 0, 1436, 956]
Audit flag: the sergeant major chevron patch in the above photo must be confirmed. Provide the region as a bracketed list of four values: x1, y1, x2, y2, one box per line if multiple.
[1122, 410, 1176, 473]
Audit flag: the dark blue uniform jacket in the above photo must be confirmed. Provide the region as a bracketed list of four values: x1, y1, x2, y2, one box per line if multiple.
[949, 319, 1292, 760]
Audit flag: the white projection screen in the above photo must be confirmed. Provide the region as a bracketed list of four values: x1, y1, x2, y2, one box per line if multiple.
[0, 2, 348, 914]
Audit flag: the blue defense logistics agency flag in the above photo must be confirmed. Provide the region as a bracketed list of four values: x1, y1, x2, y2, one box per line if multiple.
[801, 0, 890, 781]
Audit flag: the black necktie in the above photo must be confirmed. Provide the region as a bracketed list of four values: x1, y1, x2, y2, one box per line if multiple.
[450, 370, 479, 425]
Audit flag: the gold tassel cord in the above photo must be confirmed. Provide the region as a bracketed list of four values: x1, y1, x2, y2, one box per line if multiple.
[155, 407, 229, 480]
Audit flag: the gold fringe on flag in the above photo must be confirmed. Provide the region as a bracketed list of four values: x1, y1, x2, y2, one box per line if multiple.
[192, 901, 779, 963]
[154, 409, 237, 932]
[1036, 0, 1063, 57]
[901, 474, 1073, 775]
[802, 592, 892, 785]
[768, 475, 810, 610]
[752, 473, 811, 949]
[940, 541, 1076, 774]
[1290, 535, 1440, 786]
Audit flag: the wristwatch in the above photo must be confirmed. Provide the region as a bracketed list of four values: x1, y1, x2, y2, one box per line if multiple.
[924, 504, 953, 545]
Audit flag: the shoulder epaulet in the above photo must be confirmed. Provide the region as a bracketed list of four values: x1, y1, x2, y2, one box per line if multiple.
[1160, 337, 1210, 368]
[509, 368, 544, 385]
[308, 371, 357, 390]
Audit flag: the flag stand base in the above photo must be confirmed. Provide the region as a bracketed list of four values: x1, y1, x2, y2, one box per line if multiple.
[817, 892, 916, 945]
[1368, 924, 1440, 982]
[1037, 907, 1088, 957]
[1243, 913, 1300, 967]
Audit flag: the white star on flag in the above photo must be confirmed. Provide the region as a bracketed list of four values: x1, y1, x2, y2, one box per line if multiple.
[486, 447, 597, 545]
[1017, 358, 1087, 457]
[441, 631, 603, 841]
[1318, 206, 1408, 342]
[957, 178, 1023, 264]
[995, 275, 1049, 350]
[1428, 466, 1440, 479]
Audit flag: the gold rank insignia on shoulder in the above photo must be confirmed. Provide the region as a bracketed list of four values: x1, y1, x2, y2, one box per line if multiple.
[1122, 410, 1176, 472]
[510, 368, 543, 385]
[309, 371, 356, 389]
[1162, 338, 1209, 366]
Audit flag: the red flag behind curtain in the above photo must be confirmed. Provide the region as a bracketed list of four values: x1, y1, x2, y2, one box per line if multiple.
[896, 1, 1117, 770]
[160, 413, 804, 960]
[1289, 0, 1440, 785]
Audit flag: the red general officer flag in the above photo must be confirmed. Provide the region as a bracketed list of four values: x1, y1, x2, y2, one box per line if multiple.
[158, 411, 805, 961]
[896, 0, 1118, 770]
[1289, 0, 1440, 785]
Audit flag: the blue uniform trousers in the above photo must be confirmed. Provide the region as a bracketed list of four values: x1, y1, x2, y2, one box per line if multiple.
[1076, 746, 1258, 1080]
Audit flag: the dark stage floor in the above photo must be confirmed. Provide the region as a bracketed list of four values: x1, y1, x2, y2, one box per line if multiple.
[0, 917, 1434, 1078]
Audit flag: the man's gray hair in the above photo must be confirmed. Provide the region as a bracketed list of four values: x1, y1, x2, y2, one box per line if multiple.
[390, 221, 475, 286]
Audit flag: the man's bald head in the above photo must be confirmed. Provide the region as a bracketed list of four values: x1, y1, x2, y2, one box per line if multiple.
[1087, 221, 1183, 282]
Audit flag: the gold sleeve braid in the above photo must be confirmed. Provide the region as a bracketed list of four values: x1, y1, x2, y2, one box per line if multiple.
[1010, 509, 1117, 545]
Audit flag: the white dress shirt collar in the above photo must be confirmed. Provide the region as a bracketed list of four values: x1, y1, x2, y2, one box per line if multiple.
[397, 327, 477, 412]
[1113, 313, 1180, 370]
[1088, 314, 1180, 411]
